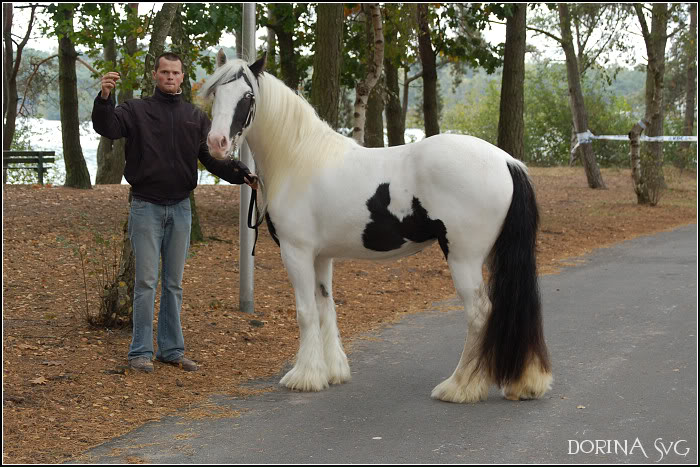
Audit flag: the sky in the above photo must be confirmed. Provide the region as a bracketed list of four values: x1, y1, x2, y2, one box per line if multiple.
[8, 3, 649, 69]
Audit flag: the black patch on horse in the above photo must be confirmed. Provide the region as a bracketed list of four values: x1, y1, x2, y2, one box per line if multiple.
[362, 183, 449, 258]
[319, 284, 329, 298]
[265, 213, 280, 247]
[230, 93, 254, 136]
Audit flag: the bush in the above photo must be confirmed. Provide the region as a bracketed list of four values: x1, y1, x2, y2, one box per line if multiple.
[441, 61, 645, 167]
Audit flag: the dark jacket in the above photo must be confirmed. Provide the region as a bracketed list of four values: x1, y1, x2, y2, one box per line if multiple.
[92, 87, 251, 204]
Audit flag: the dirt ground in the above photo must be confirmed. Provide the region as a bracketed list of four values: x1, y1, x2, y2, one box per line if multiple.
[2, 167, 697, 464]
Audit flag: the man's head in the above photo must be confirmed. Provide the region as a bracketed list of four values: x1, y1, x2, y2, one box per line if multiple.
[152, 52, 184, 94]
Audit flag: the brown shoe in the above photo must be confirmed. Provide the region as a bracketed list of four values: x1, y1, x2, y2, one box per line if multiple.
[158, 356, 199, 372]
[128, 357, 154, 373]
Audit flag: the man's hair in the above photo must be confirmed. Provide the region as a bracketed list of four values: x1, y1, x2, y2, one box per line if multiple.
[154, 52, 183, 72]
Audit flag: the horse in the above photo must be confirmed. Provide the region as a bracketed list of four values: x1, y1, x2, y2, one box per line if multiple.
[201, 52, 552, 403]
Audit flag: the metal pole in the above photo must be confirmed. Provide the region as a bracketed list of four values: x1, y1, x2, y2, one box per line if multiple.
[239, 2, 256, 314]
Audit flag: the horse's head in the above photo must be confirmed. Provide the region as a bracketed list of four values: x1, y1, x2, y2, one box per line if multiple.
[202, 50, 266, 159]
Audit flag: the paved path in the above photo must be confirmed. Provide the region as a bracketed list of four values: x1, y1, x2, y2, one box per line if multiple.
[81, 225, 697, 464]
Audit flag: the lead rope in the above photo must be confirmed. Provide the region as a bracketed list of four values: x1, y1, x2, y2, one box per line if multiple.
[246, 182, 265, 256]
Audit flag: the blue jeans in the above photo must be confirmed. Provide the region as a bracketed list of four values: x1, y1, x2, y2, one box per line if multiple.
[128, 197, 191, 362]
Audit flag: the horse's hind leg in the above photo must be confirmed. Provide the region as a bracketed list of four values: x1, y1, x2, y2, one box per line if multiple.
[431, 259, 491, 403]
[315, 257, 351, 384]
[279, 246, 329, 391]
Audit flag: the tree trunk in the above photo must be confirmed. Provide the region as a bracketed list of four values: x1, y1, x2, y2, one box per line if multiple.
[99, 200, 135, 327]
[3, 3, 36, 151]
[363, 5, 384, 148]
[497, 4, 526, 160]
[2, 4, 8, 120]
[635, 3, 669, 205]
[171, 6, 204, 243]
[267, 4, 301, 92]
[384, 58, 404, 146]
[266, 24, 277, 75]
[3, 4, 18, 150]
[95, 4, 128, 185]
[558, 3, 605, 189]
[96, 3, 137, 185]
[629, 118, 651, 204]
[57, 5, 91, 189]
[310, 3, 343, 129]
[415, 4, 439, 137]
[140, 2, 179, 98]
[353, 3, 384, 145]
[678, 2, 696, 170]
[365, 76, 385, 147]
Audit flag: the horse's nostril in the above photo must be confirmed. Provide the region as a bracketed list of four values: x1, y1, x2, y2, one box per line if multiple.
[220, 136, 227, 148]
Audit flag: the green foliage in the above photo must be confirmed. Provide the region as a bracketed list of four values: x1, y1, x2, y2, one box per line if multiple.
[434, 4, 507, 73]
[176, 4, 242, 79]
[442, 60, 643, 166]
[442, 80, 500, 144]
[258, 3, 314, 92]
[662, 113, 698, 169]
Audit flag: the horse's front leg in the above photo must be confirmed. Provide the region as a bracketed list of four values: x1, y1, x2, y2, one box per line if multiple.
[279, 245, 329, 391]
[315, 257, 351, 385]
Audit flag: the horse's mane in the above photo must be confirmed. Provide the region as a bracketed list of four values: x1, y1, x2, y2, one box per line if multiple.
[202, 60, 359, 201]
[252, 68, 359, 201]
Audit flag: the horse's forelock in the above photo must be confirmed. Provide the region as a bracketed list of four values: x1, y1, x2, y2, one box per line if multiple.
[200, 60, 251, 98]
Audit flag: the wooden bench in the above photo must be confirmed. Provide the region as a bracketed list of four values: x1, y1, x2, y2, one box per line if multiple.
[3, 151, 56, 185]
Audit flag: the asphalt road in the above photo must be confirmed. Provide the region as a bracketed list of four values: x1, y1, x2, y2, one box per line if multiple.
[80, 225, 697, 464]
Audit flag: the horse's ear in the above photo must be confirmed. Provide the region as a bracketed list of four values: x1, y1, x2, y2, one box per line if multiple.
[216, 48, 227, 68]
[249, 52, 267, 78]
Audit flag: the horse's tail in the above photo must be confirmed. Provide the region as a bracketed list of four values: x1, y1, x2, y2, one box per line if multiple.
[478, 160, 550, 387]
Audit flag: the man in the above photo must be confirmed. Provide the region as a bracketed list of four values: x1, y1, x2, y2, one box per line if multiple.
[92, 52, 257, 373]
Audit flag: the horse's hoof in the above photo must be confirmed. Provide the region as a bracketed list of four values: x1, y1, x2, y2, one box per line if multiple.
[327, 365, 351, 385]
[502, 364, 553, 401]
[431, 376, 489, 403]
[280, 366, 329, 392]
[325, 356, 351, 385]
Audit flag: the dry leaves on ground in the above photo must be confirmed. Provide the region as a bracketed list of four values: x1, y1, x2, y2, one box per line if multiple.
[2, 167, 696, 464]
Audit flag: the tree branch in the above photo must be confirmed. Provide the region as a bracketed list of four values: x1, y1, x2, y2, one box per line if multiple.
[77, 56, 98, 74]
[11, 4, 37, 81]
[401, 58, 448, 123]
[634, 4, 652, 50]
[526, 25, 562, 44]
[405, 57, 449, 85]
[18, 54, 58, 116]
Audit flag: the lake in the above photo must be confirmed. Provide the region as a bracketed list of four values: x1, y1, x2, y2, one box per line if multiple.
[10, 118, 426, 186]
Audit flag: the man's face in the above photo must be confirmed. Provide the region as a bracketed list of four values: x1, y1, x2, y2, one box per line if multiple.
[152, 58, 184, 94]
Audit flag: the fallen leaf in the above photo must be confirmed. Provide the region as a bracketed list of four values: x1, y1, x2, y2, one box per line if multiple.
[30, 376, 48, 385]
[577, 405, 586, 409]
[41, 361, 64, 366]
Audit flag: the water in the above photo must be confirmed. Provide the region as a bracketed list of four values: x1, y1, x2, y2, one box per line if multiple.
[15, 118, 227, 186]
[12, 118, 427, 186]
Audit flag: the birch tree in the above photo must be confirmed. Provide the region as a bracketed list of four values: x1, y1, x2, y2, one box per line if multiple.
[352, 3, 383, 145]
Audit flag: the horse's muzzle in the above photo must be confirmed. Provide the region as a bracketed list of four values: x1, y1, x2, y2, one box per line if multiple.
[207, 133, 230, 160]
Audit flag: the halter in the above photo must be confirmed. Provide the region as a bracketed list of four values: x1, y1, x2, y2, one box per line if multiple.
[217, 67, 264, 255]
[218, 69, 257, 161]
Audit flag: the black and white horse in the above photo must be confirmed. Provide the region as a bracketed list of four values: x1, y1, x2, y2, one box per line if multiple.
[202, 52, 552, 403]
